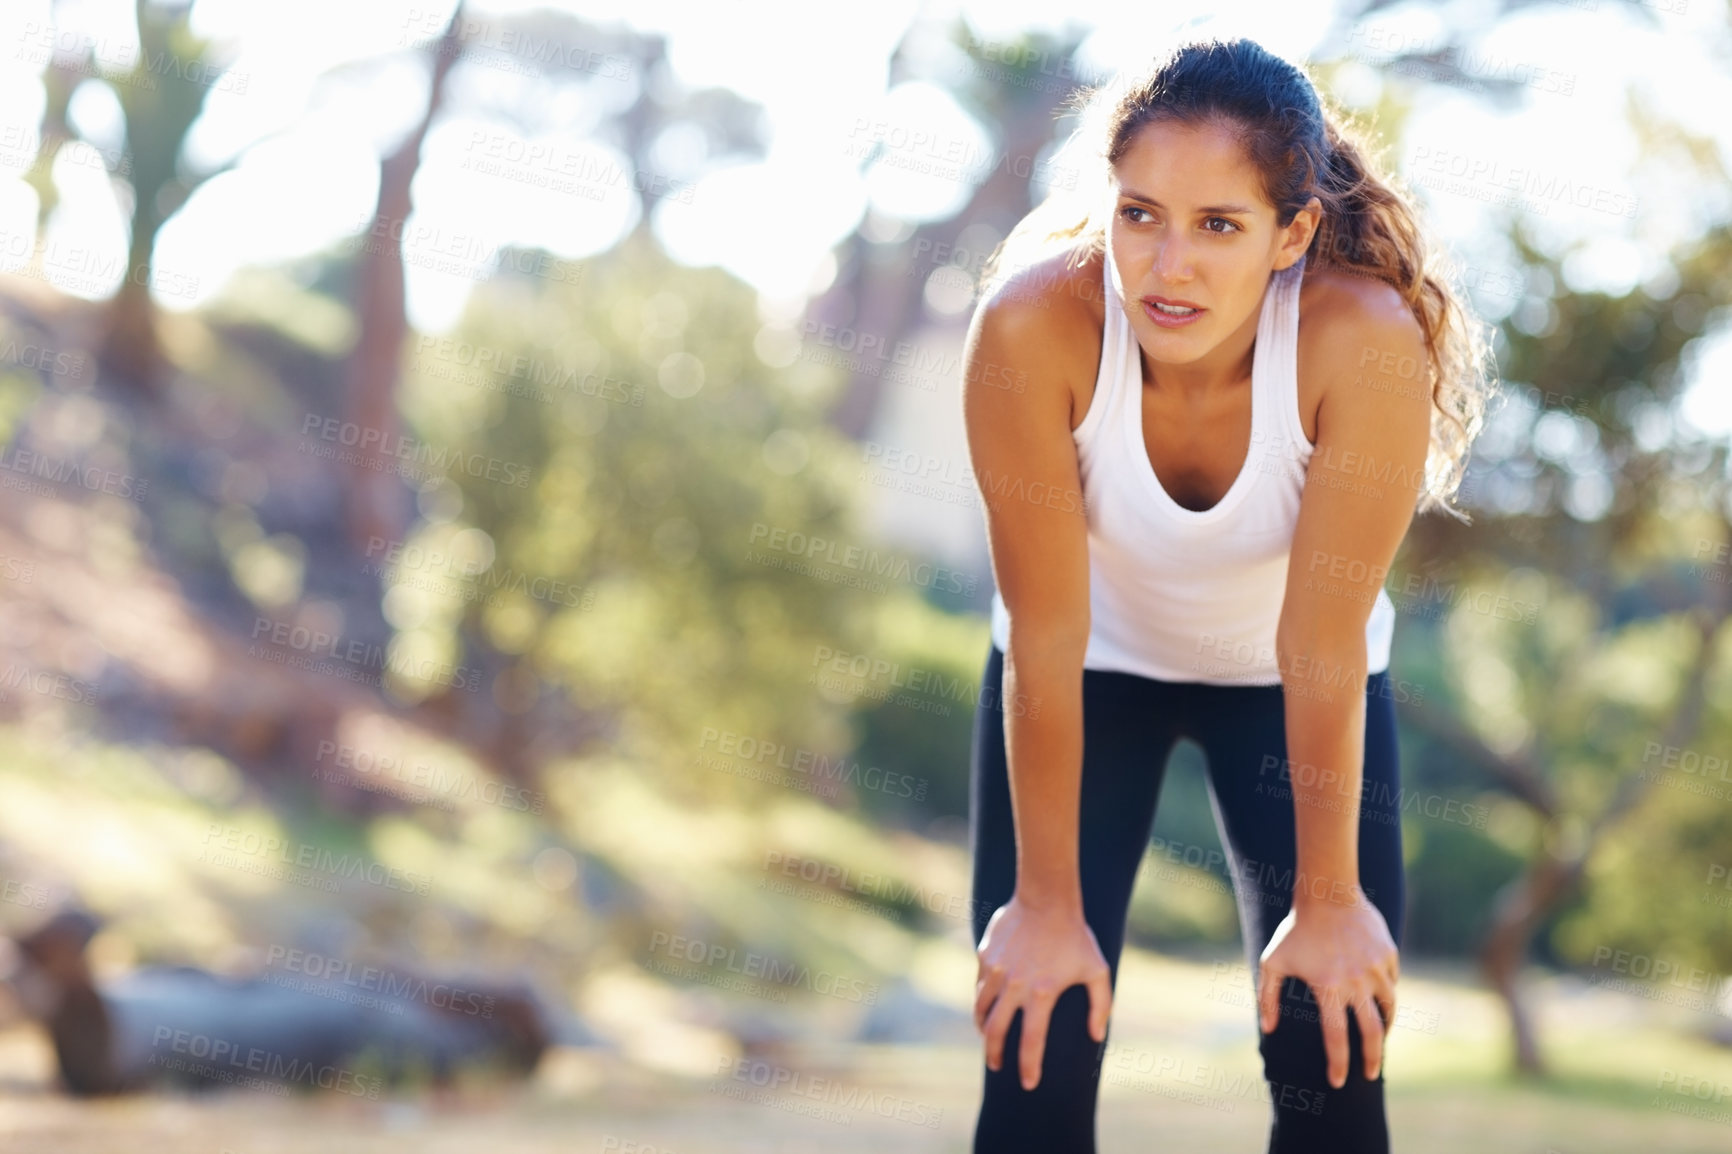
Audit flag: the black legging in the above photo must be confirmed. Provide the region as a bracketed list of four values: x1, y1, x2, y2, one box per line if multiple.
[969, 644, 1406, 1153]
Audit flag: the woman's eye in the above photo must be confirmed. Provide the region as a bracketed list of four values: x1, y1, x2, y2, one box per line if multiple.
[1120, 205, 1152, 224]
[1204, 217, 1239, 234]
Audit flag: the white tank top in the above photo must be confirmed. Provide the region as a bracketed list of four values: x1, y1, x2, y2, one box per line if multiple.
[987, 251, 1395, 686]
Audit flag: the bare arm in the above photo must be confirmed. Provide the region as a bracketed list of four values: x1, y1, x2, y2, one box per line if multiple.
[1259, 282, 1432, 1088]
[963, 275, 1093, 910]
[962, 260, 1108, 1090]
[1277, 291, 1429, 905]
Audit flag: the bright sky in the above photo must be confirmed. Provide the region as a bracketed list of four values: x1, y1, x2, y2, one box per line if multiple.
[0, 0, 1728, 433]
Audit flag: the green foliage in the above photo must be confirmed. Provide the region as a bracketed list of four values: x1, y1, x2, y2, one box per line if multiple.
[1401, 819, 1528, 956]
[1554, 760, 1732, 978]
[839, 592, 991, 827]
[394, 230, 878, 789]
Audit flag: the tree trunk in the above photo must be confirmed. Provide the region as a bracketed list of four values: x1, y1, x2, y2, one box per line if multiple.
[343, 9, 465, 552]
[1475, 593, 1727, 1075]
[95, 206, 167, 393]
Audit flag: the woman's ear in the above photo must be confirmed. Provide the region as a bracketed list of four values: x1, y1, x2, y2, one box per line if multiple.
[1277, 196, 1323, 269]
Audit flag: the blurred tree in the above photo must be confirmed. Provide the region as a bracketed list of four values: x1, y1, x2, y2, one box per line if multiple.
[390, 228, 877, 792]
[338, 7, 766, 551]
[814, 21, 1091, 439]
[1393, 197, 1732, 1074]
[20, 1, 83, 251]
[96, 0, 226, 393]
[343, 5, 465, 553]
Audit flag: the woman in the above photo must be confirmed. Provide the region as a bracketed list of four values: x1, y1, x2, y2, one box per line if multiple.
[962, 36, 1496, 1153]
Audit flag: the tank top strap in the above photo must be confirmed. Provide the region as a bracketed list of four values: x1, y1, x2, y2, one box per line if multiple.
[1073, 251, 1136, 450]
[1255, 252, 1308, 455]
[1102, 253, 1139, 436]
[1274, 252, 1306, 364]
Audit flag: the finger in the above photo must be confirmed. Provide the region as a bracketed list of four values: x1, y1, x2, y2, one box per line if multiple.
[974, 962, 1005, 1032]
[1257, 962, 1283, 1034]
[1317, 985, 1350, 1089]
[1376, 967, 1398, 1037]
[1017, 990, 1057, 1091]
[1354, 990, 1386, 1082]
[1085, 968, 1114, 1043]
[981, 984, 1022, 1073]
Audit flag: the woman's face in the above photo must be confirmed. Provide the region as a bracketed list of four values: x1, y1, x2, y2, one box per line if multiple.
[1107, 116, 1318, 367]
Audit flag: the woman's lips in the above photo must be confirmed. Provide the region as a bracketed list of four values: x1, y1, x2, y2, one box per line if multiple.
[1141, 299, 1206, 329]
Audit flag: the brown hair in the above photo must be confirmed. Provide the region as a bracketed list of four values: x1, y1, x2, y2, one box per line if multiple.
[982, 36, 1500, 522]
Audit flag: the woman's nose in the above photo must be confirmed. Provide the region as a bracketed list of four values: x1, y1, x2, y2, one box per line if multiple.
[1152, 240, 1195, 284]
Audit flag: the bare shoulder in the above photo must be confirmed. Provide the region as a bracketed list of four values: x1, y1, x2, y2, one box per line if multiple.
[1297, 264, 1427, 376]
[967, 243, 1105, 425]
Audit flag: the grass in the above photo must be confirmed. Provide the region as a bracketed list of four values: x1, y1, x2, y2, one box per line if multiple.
[4, 948, 1731, 1152]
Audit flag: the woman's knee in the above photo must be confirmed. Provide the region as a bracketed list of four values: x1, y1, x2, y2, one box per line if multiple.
[1256, 975, 1379, 1088]
[976, 985, 1106, 1147]
[1257, 978, 1390, 1152]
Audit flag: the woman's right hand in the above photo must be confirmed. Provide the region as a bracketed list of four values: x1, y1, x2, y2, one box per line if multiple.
[974, 892, 1114, 1091]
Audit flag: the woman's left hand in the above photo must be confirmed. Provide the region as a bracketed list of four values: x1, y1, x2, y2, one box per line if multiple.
[1257, 886, 1398, 1089]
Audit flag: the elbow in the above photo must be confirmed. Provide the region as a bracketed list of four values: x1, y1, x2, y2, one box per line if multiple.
[1005, 615, 1089, 673]
[1276, 626, 1367, 688]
